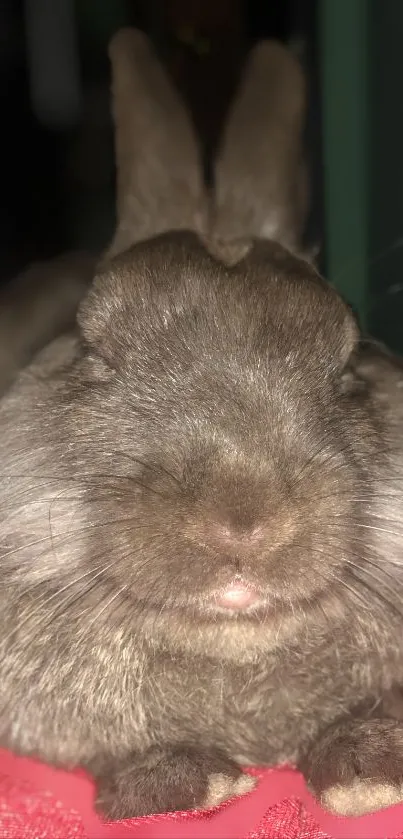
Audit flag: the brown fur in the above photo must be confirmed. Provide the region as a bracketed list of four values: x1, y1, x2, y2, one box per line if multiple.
[0, 252, 95, 396]
[211, 40, 308, 251]
[1, 232, 403, 819]
[1, 29, 403, 822]
[106, 28, 207, 259]
[0, 33, 307, 395]
[301, 718, 403, 815]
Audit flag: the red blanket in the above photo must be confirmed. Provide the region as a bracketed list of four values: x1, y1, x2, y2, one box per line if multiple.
[1, 749, 403, 839]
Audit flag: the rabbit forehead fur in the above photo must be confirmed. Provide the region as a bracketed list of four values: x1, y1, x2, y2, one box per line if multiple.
[83, 231, 353, 366]
[0, 232, 392, 671]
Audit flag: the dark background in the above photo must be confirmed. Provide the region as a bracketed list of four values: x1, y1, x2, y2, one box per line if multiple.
[1, 1, 403, 352]
[0, 0, 322, 277]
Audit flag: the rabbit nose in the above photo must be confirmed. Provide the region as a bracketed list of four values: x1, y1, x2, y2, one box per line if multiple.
[210, 522, 265, 549]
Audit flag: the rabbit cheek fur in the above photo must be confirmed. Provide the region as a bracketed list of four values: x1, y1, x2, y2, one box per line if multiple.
[1, 233, 403, 819]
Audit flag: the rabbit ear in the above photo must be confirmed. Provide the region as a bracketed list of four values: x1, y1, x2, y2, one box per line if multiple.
[106, 28, 207, 259]
[211, 40, 308, 252]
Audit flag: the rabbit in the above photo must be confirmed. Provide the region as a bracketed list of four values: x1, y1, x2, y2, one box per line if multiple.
[2, 27, 403, 824]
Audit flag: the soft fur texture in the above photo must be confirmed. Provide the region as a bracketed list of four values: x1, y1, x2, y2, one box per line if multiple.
[212, 40, 309, 251]
[0, 251, 95, 396]
[106, 28, 207, 259]
[2, 28, 403, 823]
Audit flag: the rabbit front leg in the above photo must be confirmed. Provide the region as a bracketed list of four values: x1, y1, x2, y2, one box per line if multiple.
[301, 717, 403, 816]
[94, 744, 256, 820]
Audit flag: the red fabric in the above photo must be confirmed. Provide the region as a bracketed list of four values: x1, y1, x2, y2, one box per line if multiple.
[0, 749, 403, 839]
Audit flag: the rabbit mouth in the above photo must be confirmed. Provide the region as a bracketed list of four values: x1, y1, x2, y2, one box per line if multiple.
[192, 577, 272, 618]
[209, 579, 262, 612]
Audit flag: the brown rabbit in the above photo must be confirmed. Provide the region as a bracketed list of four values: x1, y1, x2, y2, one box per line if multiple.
[2, 28, 403, 825]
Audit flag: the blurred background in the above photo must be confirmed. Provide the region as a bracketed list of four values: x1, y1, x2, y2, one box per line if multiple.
[0, 1, 402, 351]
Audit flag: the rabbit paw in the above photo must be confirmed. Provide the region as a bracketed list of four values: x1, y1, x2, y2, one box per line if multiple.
[301, 719, 403, 816]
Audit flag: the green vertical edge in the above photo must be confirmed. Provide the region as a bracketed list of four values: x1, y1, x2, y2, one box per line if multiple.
[319, 0, 370, 329]
[368, 1, 403, 355]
